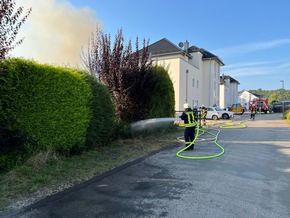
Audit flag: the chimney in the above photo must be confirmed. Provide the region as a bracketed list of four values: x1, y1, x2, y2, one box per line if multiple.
[184, 40, 189, 53]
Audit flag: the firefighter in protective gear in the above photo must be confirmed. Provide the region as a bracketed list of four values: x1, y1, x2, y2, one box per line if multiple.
[268, 104, 273, 113]
[193, 105, 199, 122]
[179, 103, 197, 150]
[250, 104, 257, 120]
[201, 105, 207, 126]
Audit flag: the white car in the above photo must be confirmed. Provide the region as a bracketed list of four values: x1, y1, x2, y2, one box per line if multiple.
[205, 107, 234, 120]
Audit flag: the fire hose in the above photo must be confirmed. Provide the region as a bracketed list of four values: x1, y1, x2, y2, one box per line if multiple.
[176, 120, 248, 160]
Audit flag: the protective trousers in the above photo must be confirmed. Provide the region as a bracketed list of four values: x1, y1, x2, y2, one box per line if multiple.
[184, 126, 195, 150]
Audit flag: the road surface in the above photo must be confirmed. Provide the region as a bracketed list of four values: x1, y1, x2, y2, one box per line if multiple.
[2, 113, 290, 218]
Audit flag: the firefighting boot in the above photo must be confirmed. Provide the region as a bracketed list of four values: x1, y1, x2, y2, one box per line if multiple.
[185, 142, 191, 151]
[190, 144, 194, 150]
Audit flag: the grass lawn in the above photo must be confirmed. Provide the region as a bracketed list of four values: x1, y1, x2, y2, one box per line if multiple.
[0, 125, 184, 212]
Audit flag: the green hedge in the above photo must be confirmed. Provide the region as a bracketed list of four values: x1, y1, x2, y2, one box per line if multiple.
[283, 110, 290, 120]
[0, 58, 92, 154]
[146, 66, 175, 118]
[80, 74, 116, 147]
[0, 128, 30, 172]
[0, 58, 176, 172]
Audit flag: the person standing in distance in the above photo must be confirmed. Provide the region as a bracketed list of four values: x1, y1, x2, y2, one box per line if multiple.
[179, 103, 197, 150]
[201, 105, 207, 126]
[250, 104, 257, 120]
[193, 105, 199, 122]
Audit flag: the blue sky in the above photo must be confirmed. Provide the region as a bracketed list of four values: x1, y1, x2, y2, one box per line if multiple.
[13, 0, 290, 91]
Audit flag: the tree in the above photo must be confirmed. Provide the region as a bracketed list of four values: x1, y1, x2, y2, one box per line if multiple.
[0, 0, 32, 60]
[268, 92, 279, 104]
[146, 66, 175, 118]
[250, 89, 290, 102]
[82, 28, 153, 123]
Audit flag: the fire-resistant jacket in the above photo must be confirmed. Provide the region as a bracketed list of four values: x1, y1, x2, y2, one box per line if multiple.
[180, 108, 196, 127]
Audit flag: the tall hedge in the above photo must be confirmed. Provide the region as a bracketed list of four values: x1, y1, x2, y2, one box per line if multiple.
[0, 58, 92, 154]
[80, 74, 116, 147]
[146, 66, 175, 118]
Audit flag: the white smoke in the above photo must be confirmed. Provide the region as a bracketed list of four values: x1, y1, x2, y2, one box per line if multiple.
[11, 0, 102, 68]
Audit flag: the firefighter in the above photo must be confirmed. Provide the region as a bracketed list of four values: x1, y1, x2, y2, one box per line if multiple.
[179, 103, 197, 150]
[258, 106, 262, 114]
[250, 104, 257, 120]
[201, 105, 207, 126]
[268, 104, 273, 113]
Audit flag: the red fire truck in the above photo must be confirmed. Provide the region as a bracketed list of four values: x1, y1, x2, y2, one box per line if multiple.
[249, 98, 269, 114]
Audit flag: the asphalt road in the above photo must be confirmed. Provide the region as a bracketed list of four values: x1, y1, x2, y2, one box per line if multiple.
[2, 112, 290, 218]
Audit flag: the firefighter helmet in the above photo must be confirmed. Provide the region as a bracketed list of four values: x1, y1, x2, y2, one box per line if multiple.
[183, 103, 189, 109]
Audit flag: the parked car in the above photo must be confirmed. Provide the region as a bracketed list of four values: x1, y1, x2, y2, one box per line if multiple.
[219, 107, 234, 119]
[205, 107, 234, 120]
[229, 103, 245, 114]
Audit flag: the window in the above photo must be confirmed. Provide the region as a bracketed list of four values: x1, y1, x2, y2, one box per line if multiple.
[192, 79, 195, 88]
[197, 80, 199, 88]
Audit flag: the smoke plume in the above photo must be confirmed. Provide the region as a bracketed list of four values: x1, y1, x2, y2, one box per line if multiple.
[11, 0, 102, 68]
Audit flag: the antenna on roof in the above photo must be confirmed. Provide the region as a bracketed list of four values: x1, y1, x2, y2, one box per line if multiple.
[178, 42, 184, 48]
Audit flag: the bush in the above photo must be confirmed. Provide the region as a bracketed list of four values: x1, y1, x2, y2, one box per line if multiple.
[80, 74, 116, 147]
[146, 66, 175, 118]
[114, 121, 132, 139]
[283, 110, 290, 120]
[0, 128, 31, 172]
[0, 58, 92, 154]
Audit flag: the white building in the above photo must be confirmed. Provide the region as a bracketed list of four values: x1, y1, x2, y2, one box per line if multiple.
[147, 38, 225, 111]
[219, 75, 240, 109]
[238, 90, 260, 110]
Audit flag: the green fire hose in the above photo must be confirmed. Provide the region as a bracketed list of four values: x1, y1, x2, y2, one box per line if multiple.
[176, 120, 248, 160]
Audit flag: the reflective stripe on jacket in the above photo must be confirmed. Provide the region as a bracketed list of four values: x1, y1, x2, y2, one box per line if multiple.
[184, 111, 196, 127]
[201, 109, 207, 118]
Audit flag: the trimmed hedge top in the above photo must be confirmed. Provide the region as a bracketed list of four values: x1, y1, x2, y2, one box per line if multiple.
[0, 58, 92, 153]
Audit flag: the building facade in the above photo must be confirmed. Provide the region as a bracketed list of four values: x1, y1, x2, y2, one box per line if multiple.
[147, 38, 225, 111]
[238, 90, 259, 110]
[219, 75, 240, 109]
